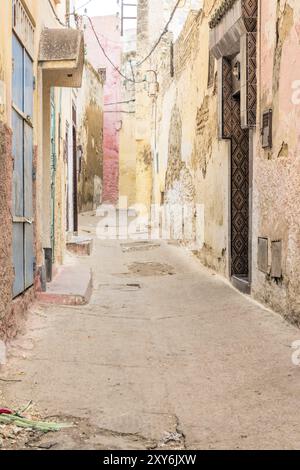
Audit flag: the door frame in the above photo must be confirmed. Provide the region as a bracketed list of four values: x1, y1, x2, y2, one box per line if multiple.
[12, 31, 34, 298]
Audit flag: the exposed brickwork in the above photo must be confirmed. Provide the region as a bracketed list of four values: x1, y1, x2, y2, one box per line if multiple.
[174, 11, 201, 80]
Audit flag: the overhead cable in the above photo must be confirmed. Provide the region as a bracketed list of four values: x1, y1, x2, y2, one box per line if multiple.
[137, 0, 182, 66]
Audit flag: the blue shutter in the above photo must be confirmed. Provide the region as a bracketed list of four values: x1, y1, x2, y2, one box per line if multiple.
[12, 35, 23, 110]
[12, 34, 34, 297]
[24, 51, 33, 119]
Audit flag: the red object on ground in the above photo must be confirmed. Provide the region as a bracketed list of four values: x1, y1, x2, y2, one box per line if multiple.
[0, 408, 13, 415]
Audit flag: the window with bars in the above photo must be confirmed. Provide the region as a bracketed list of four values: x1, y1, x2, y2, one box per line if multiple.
[12, 0, 35, 58]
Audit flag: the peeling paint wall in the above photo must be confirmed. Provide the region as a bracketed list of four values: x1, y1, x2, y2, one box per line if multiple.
[252, 0, 300, 324]
[85, 16, 121, 206]
[77, 62, 104, 213]
[135, 0, 154, 213]
[152, 7, 229, 273]
[135, 0, 203, 213]
[119, 39, 137, 209]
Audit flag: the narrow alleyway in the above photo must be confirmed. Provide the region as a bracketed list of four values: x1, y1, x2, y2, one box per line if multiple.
[1, 213, 300, 450]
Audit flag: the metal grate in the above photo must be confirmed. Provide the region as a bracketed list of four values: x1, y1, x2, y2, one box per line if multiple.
[12, 0, 35, 58]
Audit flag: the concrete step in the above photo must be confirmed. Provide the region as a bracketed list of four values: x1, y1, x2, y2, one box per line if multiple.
[36, 265, 93, 306]
[66, 236, 93, 256]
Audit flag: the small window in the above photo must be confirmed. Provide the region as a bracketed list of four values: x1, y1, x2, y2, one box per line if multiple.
[98, 68, 107, 84]
[261, 109, 273, 149]
[12, 0, 35, 58]
[170, 42, 174, 78]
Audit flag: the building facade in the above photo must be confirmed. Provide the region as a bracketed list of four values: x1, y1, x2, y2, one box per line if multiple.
[77, 62, 104, 213]
[118, 30, 137, 209]
[134, 0, 300, 324]
[85, 15, 122, 206]
[0, 0, 85, 339]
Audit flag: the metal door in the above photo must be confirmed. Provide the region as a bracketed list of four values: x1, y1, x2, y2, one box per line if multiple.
[12, 33, 34, 297]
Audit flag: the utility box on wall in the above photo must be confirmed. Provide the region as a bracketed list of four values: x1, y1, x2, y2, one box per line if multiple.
[271, 241, 282, 278]
[258, 237, 269, 273]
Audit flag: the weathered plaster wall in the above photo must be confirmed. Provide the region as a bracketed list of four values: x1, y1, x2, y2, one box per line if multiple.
[252, 0, 300, 324]
[119, 46, 137, 209]
[154, 9, 230, 273]
[135, 0, 154, 213]
[135, 0, 202, 214]
[85, 16, 121, 206]
[119, 111, 137, 208]
[77, 62, 104, 213]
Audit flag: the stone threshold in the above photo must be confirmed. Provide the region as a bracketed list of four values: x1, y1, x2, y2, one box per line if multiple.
[36, 265, 93, 306]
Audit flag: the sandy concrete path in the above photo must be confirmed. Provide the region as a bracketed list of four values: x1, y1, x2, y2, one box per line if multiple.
[1, 213, 300, 450]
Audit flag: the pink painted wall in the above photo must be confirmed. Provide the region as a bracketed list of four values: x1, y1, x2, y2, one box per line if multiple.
[85, 16, 121, 205]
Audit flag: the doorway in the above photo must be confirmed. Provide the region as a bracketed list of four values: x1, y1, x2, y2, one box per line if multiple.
[224, 56, 250, 291]
[12, 33, 34, 298]
[230, 93, 250, 284]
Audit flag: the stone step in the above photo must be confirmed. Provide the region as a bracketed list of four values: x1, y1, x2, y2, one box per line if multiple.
[66, 236, 93, 256]
[36, 265, 93, 306]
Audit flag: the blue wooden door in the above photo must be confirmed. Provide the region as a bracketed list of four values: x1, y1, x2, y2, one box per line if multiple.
[12, 34, 34, 297]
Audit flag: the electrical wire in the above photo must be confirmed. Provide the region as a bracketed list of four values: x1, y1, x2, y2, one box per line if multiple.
[137, 0, 182, 66]
[47, 0, 67, 27]
[47, 4, 142, 84]
[105, 99, 136, 106]
[74, 0, 93, 12]
[84, 15, 145, 84]
[48, 1, 183, 85]
[104, 110, 135, 114]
